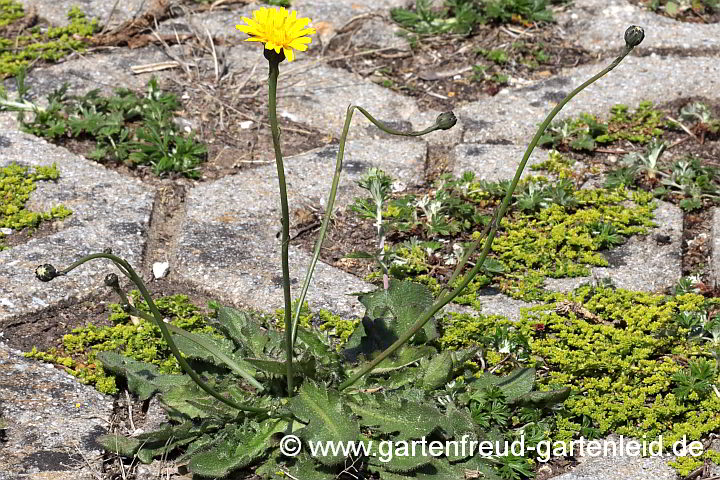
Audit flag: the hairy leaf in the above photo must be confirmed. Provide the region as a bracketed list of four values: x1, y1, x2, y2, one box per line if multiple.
[512, 387, 571, 407]
[349, 396, 442, 438]
[189, 420, 284, 477]
[422, 352, 453, 390]
[97, 351, 190, 400]
[369, 453, 432, 473]
[167, 324, 263, 391]
[211, 305, 270, 357]
[357, 279, 438, 345]
[290, 382, 360, 466]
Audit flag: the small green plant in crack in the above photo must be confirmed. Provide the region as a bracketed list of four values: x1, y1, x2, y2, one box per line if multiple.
[349, 155, 656, 302]
[0, 162, 71, 250]
[539, 101, 670, 152]
[607, 144, 720, 211]
[0, 74, 207, 177]
[0, 4, 98, 78]
[679, 101, 720, 141]
[647, 0, 719, 18]
[391, 0, 565, 35]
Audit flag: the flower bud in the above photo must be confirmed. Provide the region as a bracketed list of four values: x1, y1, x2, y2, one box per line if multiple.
[35, 264, 58, 282]
[104, 273, 119, 288]
[624, 26, 645, 48]
[436, 112, 457, 130]
[103, 247, 113, 254]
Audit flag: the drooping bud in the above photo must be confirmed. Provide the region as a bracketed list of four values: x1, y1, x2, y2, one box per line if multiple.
[35, 264, 58, 282]
[436, 112, 457, 131]
[104, 273, 119, 288]
[624, 26, 645, 48]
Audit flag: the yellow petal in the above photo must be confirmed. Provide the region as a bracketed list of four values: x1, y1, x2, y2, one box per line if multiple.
[284, 47, 295, 62]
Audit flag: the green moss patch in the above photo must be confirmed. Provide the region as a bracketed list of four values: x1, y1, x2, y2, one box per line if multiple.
[539, 101, 670, 152]
[0, 162, 71, 250]
[440, 284, 720, 461]
[352, 152, 656, 304]
[0, 3, 97, 78]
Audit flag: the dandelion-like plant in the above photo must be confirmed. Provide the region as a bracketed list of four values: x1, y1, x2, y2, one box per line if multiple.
[34, 17, 648, 479]
[235, 7, 315, 62]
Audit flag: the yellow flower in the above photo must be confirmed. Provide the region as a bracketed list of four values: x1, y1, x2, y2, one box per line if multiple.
[236, 7, 315, 62]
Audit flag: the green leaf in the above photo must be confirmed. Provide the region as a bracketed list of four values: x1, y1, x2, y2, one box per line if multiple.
[166, 324, 263, 391]
[369, 453, 432, 473]
[97, 434, 143, 457]
[211, 305, 270, 357]
[357, 279, 438, 344]
[290, 382, 360, 466]
[97, 351, 190, 400]
[348, 396, 442, 438]
[473, 368, 536, 403]
[422, 352, 453, 390]
[513, 387, 571, 407]
[438, 405, 478, 462]
[189, 421, 284, 477]
[367, 345, 436, 375]
[246, 356, 317, 378]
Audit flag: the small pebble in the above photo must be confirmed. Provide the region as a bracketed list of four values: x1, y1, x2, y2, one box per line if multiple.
[152, 262, 170, 279]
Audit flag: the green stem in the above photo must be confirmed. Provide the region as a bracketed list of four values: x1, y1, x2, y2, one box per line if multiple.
[339, 44, 635, 391]
[290, 107, 452, 343]
[57, 253, 272, 415]
[267, 57, 294, 397]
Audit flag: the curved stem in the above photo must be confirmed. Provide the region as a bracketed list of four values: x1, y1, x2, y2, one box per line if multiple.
[57, 253, 272, 415]
[290, 107, 449, 343]
[267, 58, 295, 397]
[339, 45, 635, 391]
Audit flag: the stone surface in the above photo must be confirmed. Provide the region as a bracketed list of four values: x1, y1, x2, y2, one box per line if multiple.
[0, 130, 154, 322]
[19, 46, 176, 100]
[452, 143, 548, 181]
[545, 200, 683, 293]
[550, 436, 678, 480]
[559, 0, 720, 53]
[712, 207, 720, 289]
[17, 0, 147, 28]
[0, 340, 111, 478]
[278, 64, 425, 140]
[458, 56, 720, 144]
[172, 138, 427, 318]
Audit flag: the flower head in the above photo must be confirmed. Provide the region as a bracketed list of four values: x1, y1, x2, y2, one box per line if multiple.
[236, 7, 315, 62]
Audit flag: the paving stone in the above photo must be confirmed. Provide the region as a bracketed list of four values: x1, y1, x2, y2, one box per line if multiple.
[452, 143, 548, 181]
[549, 435, 677, 480]
[0, 130, 154, 323]
[17, 0, 147, 28]
[559, 0, 720, 53]
[172, 138, 428, 318]
[458, 55, 720, 144]
[16, 46, 177, 101]
[475, 289, 537, 322]
[0, 340, 111, 478]
[711, 207, 720, 288]
[544, 200, 682, 293]
[278, 64, 425, 140]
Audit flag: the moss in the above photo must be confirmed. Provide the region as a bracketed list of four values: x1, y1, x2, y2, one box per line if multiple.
[376, 160, 656, 303]
[25, 293, 213, 394]
[0, 162, 71, 250]
[514, 286, 720, 449]
[0, 4, 97, 77]
[274, 301, 359, 349]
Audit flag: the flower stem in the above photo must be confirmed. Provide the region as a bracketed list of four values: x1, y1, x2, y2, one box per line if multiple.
[339, 44, 636, 392]
[290, 107, 455, 342]
[267, 57, 294, 397]
[56, 253, 271, 415]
